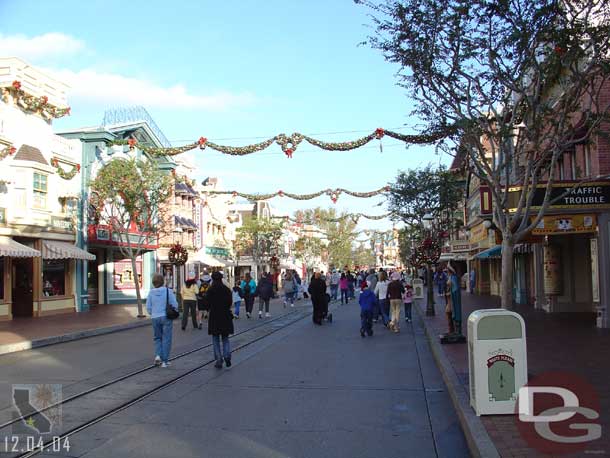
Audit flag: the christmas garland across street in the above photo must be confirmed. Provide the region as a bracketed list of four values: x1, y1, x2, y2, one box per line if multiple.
[208, 186, 389, 204]
[3, 81, 71, 119]
[50, 158, 81, 180]
[275, 211, 394, 224]
[108, 125, 456, 158]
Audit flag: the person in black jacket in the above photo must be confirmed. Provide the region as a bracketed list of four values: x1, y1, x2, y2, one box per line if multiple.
[308, 272, 328, 325]
[255, 273, 274, 319]
[207, 271, 234, 368]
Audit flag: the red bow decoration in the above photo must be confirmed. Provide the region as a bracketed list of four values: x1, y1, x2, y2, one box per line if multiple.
[554, 45, 564, 55]
[9, 147, 16, 155]
[375, 128, 385, 139]
[51, 158, 59, 167]
[384, 186, 391, 192]
[232, 192, 238, 198]
[12, 80, 21, 90]
[285, 148, 293, 158]
[127, 138, 137, 149]
[331, 194, 338, 204]
[198, 137, 207, 149]
[76, 164, 81, 172]
[41, 96, 48, 104]
[66, 107, 71, 115]
[278, 190, 284, 197]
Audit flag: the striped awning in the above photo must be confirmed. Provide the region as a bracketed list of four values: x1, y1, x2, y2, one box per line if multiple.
[43, 240, 96, 260]
[0, 236, 41, 257]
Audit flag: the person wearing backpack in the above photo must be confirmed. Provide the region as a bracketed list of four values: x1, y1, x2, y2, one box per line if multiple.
[282, 271, 297, 308]
[256, 272, 274, 318]
[197, 273, 211, 327]
[240, 272, 257, 319]
[146, 273, 179, 368]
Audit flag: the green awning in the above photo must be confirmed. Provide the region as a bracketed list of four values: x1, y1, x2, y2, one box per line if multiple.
[475, 245, 502, 259]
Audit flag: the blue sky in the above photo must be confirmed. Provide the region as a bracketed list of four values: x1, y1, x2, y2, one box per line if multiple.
[0, 0, 448, 231]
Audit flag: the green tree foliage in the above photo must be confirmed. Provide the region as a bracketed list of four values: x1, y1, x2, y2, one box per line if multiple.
[89, 158, 173, 315]
[295, 207, 358, 269]
[388, 165, 463, 233]
[235, 217, 284, 268]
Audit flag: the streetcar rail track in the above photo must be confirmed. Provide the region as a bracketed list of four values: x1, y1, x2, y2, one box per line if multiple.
[0, 306, 307, 434]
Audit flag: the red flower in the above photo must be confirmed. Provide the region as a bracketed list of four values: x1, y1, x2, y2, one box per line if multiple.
[12, 80, 21, 90]
[198, 137, 207, 149]
[41, 96, 48, 104]
[9, 146, 16, 155]
[285, 148, 293, 158]
[375, 127, 385, 139]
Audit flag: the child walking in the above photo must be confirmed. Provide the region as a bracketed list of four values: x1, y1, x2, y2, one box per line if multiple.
[358, 281, 377, 337]
[403, 283, 413, 323]
[232, 281, 242, 318]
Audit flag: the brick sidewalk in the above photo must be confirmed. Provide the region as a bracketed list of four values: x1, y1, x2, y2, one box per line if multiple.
[416, 290, 610, 457]
[0, 304, 145, 350]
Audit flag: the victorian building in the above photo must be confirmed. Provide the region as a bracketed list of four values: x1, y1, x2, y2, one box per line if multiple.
[0, 58, 94, 320]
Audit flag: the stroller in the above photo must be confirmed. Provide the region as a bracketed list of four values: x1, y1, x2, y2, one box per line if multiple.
[323, 293, 333, 323]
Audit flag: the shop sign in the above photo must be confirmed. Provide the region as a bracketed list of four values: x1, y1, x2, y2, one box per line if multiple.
[51, 216, 73, 231]
[470, 222, 489, 244]
[0, 208, 5, 225]
[113, 258, 142, 290]
[205, 246, 229, 257]
[543, 245, 561, 295]
[451, 241, 471, 253]
[531, 214, 597, 236]
[508, 182, 610, 211]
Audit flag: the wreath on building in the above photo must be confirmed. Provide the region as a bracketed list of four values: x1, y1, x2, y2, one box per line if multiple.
[168, 243, 188, 266]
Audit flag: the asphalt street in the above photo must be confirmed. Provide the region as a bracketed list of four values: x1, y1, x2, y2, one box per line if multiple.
[1, 296, 469, 458]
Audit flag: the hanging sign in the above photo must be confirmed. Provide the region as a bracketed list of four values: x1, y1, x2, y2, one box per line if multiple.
[531, 214, 597, 235]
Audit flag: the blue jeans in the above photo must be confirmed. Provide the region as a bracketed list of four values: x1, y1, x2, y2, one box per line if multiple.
[212, 334, 231, 361]
[234, 300, 241, 316]
[349, 283, 355, 299]
[404, 302, 412, 320]
[285, 292, 296, 305]
[377, 299, 390, 324]
[340, 289, 349, 304]
[360, 310, 373, 335]
[152, 317, 173, 363]
[330, 284, 338, 300]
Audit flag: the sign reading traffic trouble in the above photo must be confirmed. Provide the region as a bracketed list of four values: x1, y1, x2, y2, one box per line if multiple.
[508, 182, 610, 211]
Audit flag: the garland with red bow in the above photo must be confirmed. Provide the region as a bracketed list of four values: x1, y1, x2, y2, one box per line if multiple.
[0, 144, 17, 161]
[3, 81, 71, 119]
[168, 243, 189, 266]
[275, 211, 393, 224]
[108, 125, 455, 158]
[50, 158, 81, 180]
[208, 186, 389, 204]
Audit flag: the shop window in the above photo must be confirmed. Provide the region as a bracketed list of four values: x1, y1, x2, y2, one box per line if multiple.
[61, 198, 78, 217]
[42, 259, 67, 296]
[584, 144, 592, 176]
[33, 173, 48, 209]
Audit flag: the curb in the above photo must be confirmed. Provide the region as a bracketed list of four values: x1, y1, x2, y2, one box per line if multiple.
[0, 319, 151, 356]
[414, 301, 500, 458]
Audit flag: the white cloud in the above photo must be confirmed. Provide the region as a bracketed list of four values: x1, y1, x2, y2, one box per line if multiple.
[50, 68, 256, 111]
[0, 32, 85, 60]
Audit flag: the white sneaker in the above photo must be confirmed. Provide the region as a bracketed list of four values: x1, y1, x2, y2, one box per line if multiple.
[290, 304, 294, 307]
[161, 362, 168, 368]
[258, 311, 262, 318]
[265, 312, 270, 317]
[154, 356, 161, 366]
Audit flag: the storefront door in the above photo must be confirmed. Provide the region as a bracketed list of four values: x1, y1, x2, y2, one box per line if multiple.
[87, 256, 98, 306]
[12, 258, 33, 317]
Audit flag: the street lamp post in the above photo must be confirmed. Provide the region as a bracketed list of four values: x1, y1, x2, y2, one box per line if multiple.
[171, 228, 185, 313]
[422, 213, 436, 317]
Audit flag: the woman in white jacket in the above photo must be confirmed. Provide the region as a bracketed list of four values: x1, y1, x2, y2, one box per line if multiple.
[374, 270, 390, 326]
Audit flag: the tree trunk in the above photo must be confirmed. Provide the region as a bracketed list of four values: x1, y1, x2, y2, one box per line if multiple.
[130, 253, 145, 317]
[500, 235, 515, 310]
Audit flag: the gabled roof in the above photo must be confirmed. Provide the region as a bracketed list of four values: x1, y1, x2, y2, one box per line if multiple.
[14, 144, 48, 165]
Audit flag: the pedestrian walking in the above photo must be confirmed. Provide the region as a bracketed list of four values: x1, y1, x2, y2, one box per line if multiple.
[403, 283, 413, 323]
[146, 273, 179, 368]
[447, 265, 463, 335]
[366, 268, 378, 292]
[207, 271, 234, 368]
[308, 272, 328, 325]
[339, 273, 349, 304]
[358, 281, 376, 337]
[232, 281, 242, 318]
[373, 271, 390, 326]
[434, 268, 448, 297]
[387, 272, 405, 333]
[256, 273, 273, 318]
[347, 270, 356, 299]
[181, 278, 200, 330]
[240, 272, 256, 319]
[329, 269, 340, 301]
[282, 271, 297, 308]
[469, 268, 476, 294]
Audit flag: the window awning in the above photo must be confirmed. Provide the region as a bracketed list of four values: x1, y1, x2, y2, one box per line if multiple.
[43, 240, 96, 260]
[197, 251, 226, 267]
[474, 245, 502, 259]
[0, 236, 41, 257]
